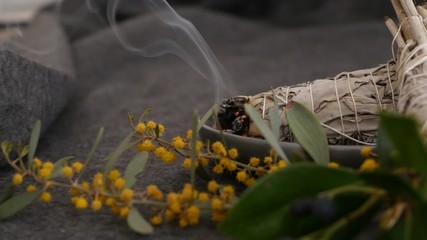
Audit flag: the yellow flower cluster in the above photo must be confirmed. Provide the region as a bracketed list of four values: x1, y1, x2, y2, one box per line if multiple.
[208, 181, 235, 222]
[328, 162, 340, 168]
[135, 122, 146, 134]
[154, 147, 177, 163]
[160, 184, 201, 228]
[208, 142, 288, 187]
[360, 158, 380, 172]
[149, 215, 163, 225]
[62, 166, 73, 179]
[360, 146, 373, 158]
[146, 182, 233, 228]
[26, 184, 37, 192]
[12, 173, 24, 185]
[39, 192, 52, 202]
[65, 169, 135, 218]
[134, 120, 169, 156]
[136, 140, 156, 152]
[171, 136, 186, 149]
[146, 185, 163, 200]
[134, 121, 165, 135]
[212, 141, 227, 157]
[37, 161, 54, 180]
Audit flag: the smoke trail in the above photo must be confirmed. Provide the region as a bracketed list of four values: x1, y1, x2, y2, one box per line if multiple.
[106, 0, 236, 103]
[1, 0, 236, 103]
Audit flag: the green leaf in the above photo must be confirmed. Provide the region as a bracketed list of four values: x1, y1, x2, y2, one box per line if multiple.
[124, 152, 148, 188]
[379, 112, 427, 170]
[290, 152, 310, 163]
[406, 202, 427, 240]
[103, 140, 139, 162]
[379, 112, 427, 195]
[197, 105, 217, 131]
[359, 172, 422, 203]
[154, 124, 160, 138]
[0, 190, 42, 220]
[382, 217, 405, 240]
[245, 104, 289, 164]
[377, 123, 394, 170]
[78, 127, 104, 178]
[49, 156, 74, 179]
[0, 185, 15, 204]
[18, 145, 29, 159]
[138, 109, 152, 123]
[191, 110, 199, 188]
[285, 101, 329, 165]
[269, 94, 281, 141]
[128, 113, 135, 128]
[27, 120, 41, 168]
[1, 140, 13, 156]
[328, 195, 382, 240]
[220, 164, 359, 240]
[103, 133, 133, 179]
[127, 208, 153, 235]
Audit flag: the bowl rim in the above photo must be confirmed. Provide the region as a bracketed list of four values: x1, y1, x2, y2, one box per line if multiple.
[200, 124, 371, 150]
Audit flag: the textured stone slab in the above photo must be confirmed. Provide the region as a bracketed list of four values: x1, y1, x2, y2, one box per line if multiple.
[0, 13, 75, 145]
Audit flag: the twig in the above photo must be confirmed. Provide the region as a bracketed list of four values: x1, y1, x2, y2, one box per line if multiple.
[385, 17, 406, 48]
[392, 0, 412, 41]
[320, 191, 384, 239]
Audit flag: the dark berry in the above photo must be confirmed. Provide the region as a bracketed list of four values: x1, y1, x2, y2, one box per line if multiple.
[311, 197, 336, 223]
[289, 198, 313, 217]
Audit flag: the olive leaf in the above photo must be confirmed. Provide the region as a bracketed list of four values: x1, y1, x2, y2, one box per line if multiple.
[124, 152, 148, 188]
[244, 104, 289, 164]
[1, 141, 13, 158]
[27, 120, 41, 168]
[77, 127, 104, 178]
[103, 132, 133, 179]
[197, 105, 217, 131]
[377, 123, 394, 170]
[103, 140, 139, 162]
[18, 145, 29, 159]
[127, 208, 153, 235]
[269, 93, 281, 141]
[378, 112, 427, 179]
[128, 113, 136, 128]
[0, 190, 42, 220]
[190, 110, 198, 188]
[285, 101, 329, 165]
[0, 185, 15, 204]
[49, 156, 75, 179]
[359, 172, 422, 203]
[138, 108, 152, 123]
[406, 202, 427, 240]
[220, 164, 359, 240]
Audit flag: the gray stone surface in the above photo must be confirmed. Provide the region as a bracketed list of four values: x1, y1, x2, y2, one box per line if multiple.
[0, 5, 391, 240]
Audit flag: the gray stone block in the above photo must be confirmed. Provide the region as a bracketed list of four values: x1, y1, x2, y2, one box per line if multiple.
[0, 13, 75, 146]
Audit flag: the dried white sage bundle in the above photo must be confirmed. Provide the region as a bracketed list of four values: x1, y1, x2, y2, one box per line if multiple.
[218, 0, 427, 144]
[218, 62, 397, 144]
[245, 62, 398, 144]
[386, 0, 427, 138]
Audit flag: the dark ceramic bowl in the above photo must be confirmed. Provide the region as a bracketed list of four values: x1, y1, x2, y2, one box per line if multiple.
[199, 125, 367, 168]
